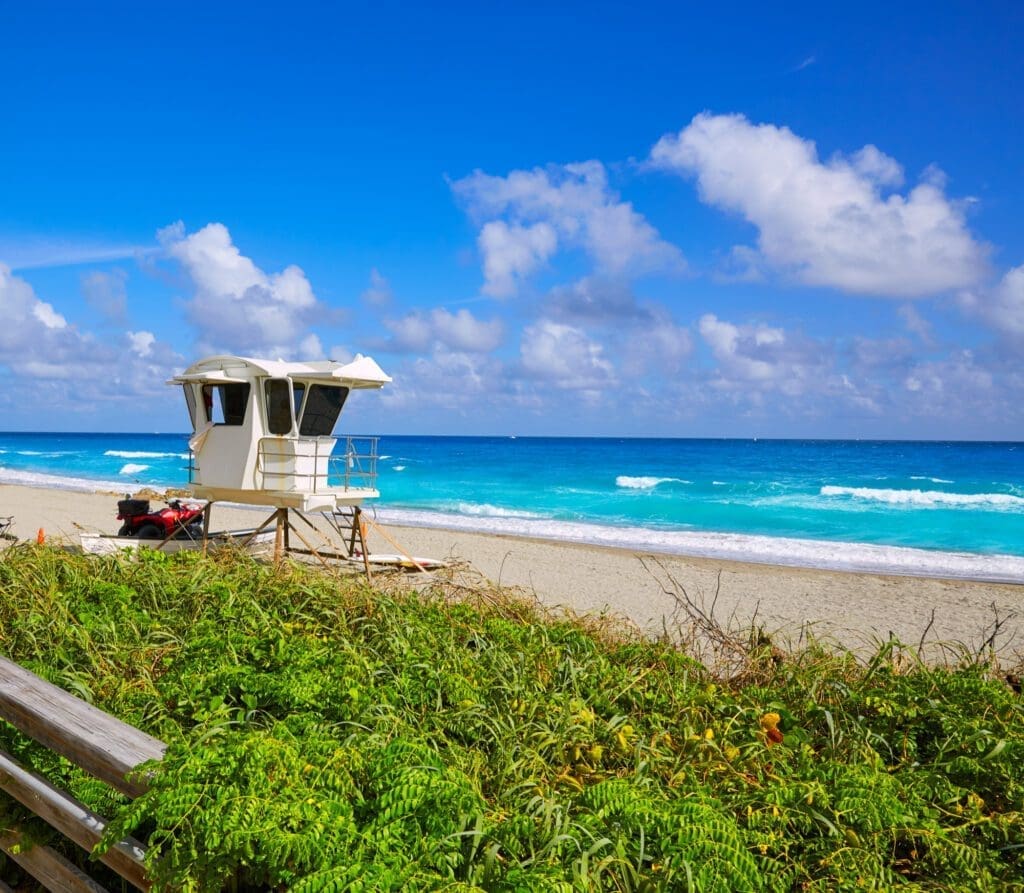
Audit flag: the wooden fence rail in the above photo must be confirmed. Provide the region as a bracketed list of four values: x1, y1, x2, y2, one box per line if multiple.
[0, 655, 167, 891]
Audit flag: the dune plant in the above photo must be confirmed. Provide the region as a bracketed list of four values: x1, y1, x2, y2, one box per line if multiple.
[0, 544, 1021, 890]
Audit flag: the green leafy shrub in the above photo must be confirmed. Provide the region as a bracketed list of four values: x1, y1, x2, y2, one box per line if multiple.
[0, 545, 1021, 890]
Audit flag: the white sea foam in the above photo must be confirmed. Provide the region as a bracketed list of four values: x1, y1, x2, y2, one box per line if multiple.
[821, 485, 1024, 509]
[373, 506, 1024, 583]
[119, 463, 150, 475]
[105, 450, 188, 459]
[0, 466, 146, 494]
[2, 459, 1022, 582]
[393, 465, 407, 471]
[615, 476, 690, 489]
[910, 476, 954, 484]
[454, 502, 546, 519]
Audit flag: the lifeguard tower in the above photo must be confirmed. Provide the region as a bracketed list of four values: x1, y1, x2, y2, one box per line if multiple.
[169, 354, 390, 564]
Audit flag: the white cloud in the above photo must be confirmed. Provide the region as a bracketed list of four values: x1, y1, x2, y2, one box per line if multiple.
[432, 308, 504, 352]
[382, 313, 432, 353]
[959, 264, 1024, 338]
[622, 313, 693, 377]
[544, 278, 693, 376]
[380, 307, 504, 353]
[652, 113, 987, 297]
[520, 320, 616, 392]
[379, 350, 504, 414]
[903, 349, 996, 412]
[32, 300, 68, 330]
[849, 336, 915, 375]
[478, 221, 557, 297]
[453, 160, 683, 295]
[547, 277, 649, 323]
[161, 221, 323, 358]
[128, 330, 156, 357]
[698, 313, 830, 397]
[0, 264, 79, 369]
[0, 264, 181, 409]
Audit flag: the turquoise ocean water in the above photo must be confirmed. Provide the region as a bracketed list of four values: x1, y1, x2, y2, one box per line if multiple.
[1, 433, 1022, 581]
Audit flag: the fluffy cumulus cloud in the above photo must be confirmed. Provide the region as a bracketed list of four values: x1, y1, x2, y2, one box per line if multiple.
[959, 264, 1024, 338]
[652, 113, 987, 297]
[379, 307, 504, 354]
[476, 221, 558, 297]
[0, 263, 74, 374]
[453, 161, 683, 296]
[544, 277, 692, 376]
[160, 221, 324, 358]
[378, 349, 510, 416]
[546, 277, 651, 323]
[0, 264, 181, 416]
[520, 320, 616, 393]
[622, 314, 693, 377]
[698, 313, 832, 398]
[688, 310, 1024, 428]
[127, 330, 156, 357]
[899, 349, 1015, 424]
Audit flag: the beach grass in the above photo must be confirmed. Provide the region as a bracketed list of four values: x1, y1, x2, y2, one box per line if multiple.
[0, 545, 1022, 891]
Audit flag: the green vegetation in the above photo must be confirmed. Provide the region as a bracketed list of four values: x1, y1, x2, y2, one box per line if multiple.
[0, 545, 1022, 891]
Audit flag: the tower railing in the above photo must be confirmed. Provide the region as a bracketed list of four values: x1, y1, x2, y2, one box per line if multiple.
[327, 435, 379, 491]
[190, 436, 379, 493]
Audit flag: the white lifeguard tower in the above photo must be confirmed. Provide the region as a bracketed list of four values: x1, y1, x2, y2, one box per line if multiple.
[169, 354, 391, 564]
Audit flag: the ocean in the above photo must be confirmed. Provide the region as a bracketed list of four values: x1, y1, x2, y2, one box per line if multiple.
[1, 432, 1022, 582]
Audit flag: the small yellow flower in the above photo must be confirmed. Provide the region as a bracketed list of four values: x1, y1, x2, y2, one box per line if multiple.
[759, 712, 781, 731]
[703, 728, 714, 740]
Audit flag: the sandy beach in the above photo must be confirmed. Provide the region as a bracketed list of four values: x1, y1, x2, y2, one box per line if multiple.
[3, 482, 1022, 657]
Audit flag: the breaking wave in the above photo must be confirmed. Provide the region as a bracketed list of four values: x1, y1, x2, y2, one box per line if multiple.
[821, 486, 1024, 509]
[0, 466, 145, 494]
[615, 476, 691, 490]
[454, 502, 546, 519]
[374, 506, 1024, 583]
[119, 463, 150, 475]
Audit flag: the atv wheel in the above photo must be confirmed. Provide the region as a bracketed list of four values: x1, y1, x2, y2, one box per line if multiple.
[174, 523, 203, 540]
[117, 524, 131, 537]
[135, 523, 163, 540]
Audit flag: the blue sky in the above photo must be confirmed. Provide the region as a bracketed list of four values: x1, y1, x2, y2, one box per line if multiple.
[1, 1, 1022, 437]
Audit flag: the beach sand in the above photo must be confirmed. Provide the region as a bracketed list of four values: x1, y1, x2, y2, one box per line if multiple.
[3, 482, 1022, 656]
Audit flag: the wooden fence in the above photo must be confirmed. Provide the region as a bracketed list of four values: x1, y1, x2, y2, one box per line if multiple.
[0, 655, 166, 891]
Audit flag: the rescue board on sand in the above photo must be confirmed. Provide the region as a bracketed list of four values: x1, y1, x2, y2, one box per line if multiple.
[352, 552, 449, 570]
[79, 529, 277, 556]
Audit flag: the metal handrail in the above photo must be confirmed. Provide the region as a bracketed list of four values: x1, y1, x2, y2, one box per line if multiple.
[255, 436, 379, 493]
[329, 436, 379, 491]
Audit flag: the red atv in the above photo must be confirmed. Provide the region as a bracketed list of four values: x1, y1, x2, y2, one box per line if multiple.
[117, 497, 205, 540]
